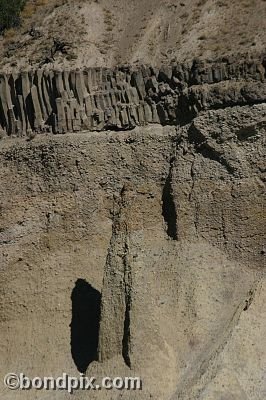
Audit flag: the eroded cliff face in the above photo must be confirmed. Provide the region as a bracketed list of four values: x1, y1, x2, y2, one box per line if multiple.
[0, 56, 266, 137]
[0, 90, 265, 399]
[0, 6, 265, 400]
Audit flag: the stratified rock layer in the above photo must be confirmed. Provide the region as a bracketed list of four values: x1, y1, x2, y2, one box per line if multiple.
[0, 56, 266, 137]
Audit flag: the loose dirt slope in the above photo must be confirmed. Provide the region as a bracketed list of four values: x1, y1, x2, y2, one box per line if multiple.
[0, 0, 265, 71]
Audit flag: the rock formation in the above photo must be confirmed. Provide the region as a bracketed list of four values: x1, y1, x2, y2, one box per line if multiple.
[0, 55, 265, 400]
[0, 55, 265, 137]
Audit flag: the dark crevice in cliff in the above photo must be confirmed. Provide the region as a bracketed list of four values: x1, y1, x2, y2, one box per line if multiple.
[188, 156, 196, 202]
[120, 189, 132, 368]
[243, 289, 256, 311]
[188, 157, 200, 236]
[70, 279, 101, 373]
[162, 158, 178, 240]
[188, 124, 235, 174]
[122, 284, 131, 368]
[198, 144, 235, 174]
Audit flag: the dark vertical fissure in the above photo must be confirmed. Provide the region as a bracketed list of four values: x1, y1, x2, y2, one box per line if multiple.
[121, 229, 132, 368]
[162, 158, 178, 240]
[122, 295, 131, 368]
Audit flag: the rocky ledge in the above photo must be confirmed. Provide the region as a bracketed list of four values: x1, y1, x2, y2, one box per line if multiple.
[0, 54, 266, 137]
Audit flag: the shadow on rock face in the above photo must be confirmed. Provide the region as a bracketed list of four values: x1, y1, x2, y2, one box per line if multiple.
[70, 279, 101, 373]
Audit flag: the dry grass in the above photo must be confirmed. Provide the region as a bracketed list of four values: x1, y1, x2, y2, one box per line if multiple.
[0, 0, 264, 71]
[35, 0, 49, 5]
[21, 3, 36, 19]
[3, 29, 17, 39]
[21, 0, 49, 19]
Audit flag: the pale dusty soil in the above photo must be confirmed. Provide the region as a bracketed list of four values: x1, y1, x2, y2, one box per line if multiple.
[0, 104, 265, 399]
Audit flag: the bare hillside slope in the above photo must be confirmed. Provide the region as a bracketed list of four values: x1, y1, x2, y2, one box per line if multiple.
[0, 0, 265, 71]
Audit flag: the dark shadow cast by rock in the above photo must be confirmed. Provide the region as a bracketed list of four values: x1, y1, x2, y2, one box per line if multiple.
[70, 279, 101, 373]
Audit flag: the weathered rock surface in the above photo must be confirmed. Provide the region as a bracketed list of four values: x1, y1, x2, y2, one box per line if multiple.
[0, 56, 266, 137]
[0, 97, 265, 399]
[0, 2, 265, 400]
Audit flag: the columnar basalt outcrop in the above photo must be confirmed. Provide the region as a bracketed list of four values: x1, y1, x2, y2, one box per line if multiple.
[0, 56, 265, 137]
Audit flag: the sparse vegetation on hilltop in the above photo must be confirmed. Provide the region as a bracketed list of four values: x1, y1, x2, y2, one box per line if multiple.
[0, 0, 26, 33]
[0, 0, 265, 70]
